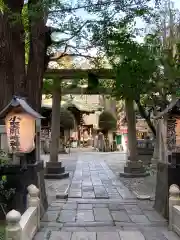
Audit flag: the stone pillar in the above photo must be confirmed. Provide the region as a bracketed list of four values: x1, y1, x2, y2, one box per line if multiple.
[6, 210, 22, 240]
[169, 184, 180, 230]
[45, 79, 69, 179]
[120, 98, 148, 177]
[27, 184, 40, 229]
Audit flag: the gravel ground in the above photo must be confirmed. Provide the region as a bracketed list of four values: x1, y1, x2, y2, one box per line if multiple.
[119, 173, 156, 199]
[105, 154, 157, 199]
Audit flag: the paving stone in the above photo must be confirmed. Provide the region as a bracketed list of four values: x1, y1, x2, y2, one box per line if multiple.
[63, 203, 77, 210]
[109, 194, 122, 199]
[76, 210, 94, 222]
[71, 232, 96, 240]
[163, 230, 180, 240]
[78, 204, 93, 210]
[82, 181, 93, 186]
[109, 204, 125, 211]
[92, 181, 102, 185]
[119, 231, 145, 240]
[50, 202, 66, 207]
[39, 226, 60, 232]
[142, 230, 168, 240]
[48, 206, 63, 211]
[49, 232, 72, 240]
[33, 231, 49, 240]
[111, 211, 131, 222]
[71, 184, 82, 189]
[69, 191, 82, 198]
[129, 214, 151, 224]
[36, 153, 176, 240]
[124, 205, 143, 214]
[57, 210, 76, 222]
[82, 186, 94, 192]
[63, 221, 114, 227]
[97, 232, 120, 240]
[95, 194, 109, 199]
[83, 192, 95, 198]
[117, 188, 135, 199]
[138, 201, 154, 210]
[40, 221, 63, 228]
[92, 203, 108, 208]
[143, 210, 167, 222]
[86, 226, 121, 232]
[61, 227, 87, 232]
[93, 208, 112, 221]
[41, 211, 58, 222]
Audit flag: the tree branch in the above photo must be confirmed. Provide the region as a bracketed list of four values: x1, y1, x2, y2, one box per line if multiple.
[135, 99, 156, 137]
[49, 0, 138, 14]
[50, 52, 95, 61]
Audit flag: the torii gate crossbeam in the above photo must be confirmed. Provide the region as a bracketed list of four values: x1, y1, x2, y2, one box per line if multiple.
[44, 68, 114, 95]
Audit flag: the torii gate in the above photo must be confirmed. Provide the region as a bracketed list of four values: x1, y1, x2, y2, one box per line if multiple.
[45, 68, 114, 94]
[44, 68, 114, 179]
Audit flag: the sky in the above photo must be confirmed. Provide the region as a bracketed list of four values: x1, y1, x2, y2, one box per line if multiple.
[50, 0, 180, 59]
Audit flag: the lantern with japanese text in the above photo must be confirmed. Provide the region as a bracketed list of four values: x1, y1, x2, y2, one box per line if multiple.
[0, 96, 44, 154]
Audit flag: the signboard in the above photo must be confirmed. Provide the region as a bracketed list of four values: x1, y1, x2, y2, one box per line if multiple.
[5, 112, 36, 153]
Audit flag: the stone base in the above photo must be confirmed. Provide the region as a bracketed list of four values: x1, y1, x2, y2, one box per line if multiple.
[120, 171, 149, 178]
[151, 157, 158, 169]
[44, 162, 69, 179]
[56, 193, 68, 199]
[0, 161, 48, 220]
[120, 161, 149, 178]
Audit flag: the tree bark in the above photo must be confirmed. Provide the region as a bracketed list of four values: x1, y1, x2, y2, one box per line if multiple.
[0, 13, 14, 114]
[6, 0, 26, 96]
[26, 0, 47, 111]
[125, 97, 137, 161]
[50, 79, 61, 162]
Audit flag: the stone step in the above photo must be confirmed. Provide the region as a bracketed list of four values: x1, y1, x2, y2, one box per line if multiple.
[34, 230, 180, 240]
[66, 198, 137, 204]
[45, 172, 69, 180]
[47, 166, 65, 174]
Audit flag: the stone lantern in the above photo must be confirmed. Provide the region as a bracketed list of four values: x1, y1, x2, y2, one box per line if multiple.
[0, 96, 47, 218]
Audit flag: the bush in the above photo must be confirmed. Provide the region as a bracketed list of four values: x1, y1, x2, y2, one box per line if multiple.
[0, 151, 15, 216]
[99, 111, 117, 132]
[60, 108, 75, 130]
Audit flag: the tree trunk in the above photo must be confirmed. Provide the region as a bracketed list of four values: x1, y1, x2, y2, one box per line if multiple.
[6, 0, 26, 96]
[135, 99, 156, 137]
[151, 119, 159, 167]
[0, 13, 14, 114]
[50, 79, 61, 162]
[26, 0, 47, 111]
[125, 97, 137, 161]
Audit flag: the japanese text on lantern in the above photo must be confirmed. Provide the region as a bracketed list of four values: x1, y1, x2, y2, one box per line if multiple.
[8, 116, 21, 152]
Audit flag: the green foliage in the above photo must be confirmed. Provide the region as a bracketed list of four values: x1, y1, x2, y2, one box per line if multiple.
[99, 111, 116, 131]
[43, 79, 53, 95]
[60, 108, 75, 130]
[0, 151, 15, 217]
[102, 25, 157, 100]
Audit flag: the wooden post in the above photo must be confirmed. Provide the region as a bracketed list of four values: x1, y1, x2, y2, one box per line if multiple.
[169, 184, 180, 230]
[6, 210, 22, 240]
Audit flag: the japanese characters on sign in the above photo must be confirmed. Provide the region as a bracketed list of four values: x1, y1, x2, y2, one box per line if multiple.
[8, 116, 21, 152]
[5, 112, 36, 153]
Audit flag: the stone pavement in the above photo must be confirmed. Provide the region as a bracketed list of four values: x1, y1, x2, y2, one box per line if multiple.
[35, 151, 180, 240]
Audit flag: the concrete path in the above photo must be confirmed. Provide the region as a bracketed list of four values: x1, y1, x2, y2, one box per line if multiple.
[35, 151, 180, 240]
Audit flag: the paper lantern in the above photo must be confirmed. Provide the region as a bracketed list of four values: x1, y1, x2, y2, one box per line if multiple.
[5, 112, 36, 153]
